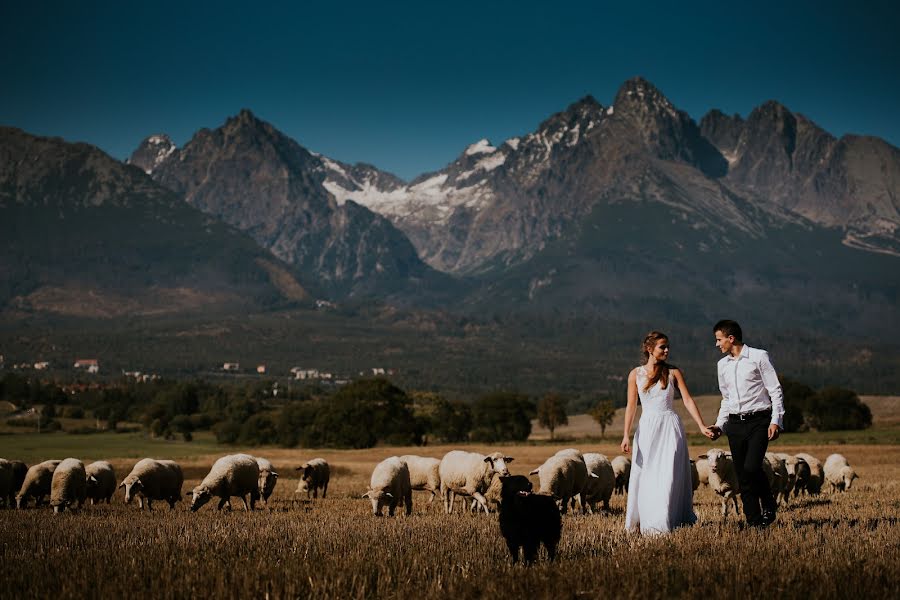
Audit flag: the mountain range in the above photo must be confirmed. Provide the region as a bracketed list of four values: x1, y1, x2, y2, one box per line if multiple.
[2, 76, 899, 386]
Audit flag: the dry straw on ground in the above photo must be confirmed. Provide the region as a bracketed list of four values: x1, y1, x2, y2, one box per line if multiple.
[1, 443, 898, 599]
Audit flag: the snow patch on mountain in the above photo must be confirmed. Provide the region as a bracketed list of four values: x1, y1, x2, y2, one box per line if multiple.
[465, 139, 496, 155]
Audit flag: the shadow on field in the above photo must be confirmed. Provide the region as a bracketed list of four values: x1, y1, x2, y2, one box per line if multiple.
[788, 497, 832, 510]
[791, 516, 898, 529]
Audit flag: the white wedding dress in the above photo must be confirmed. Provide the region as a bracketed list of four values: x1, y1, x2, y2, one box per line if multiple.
[624, 366, 697, 534]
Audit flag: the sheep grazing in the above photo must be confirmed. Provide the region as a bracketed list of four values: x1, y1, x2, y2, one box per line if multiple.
[824, 454, 858, 493]
[50, 458, 87, 513]
[0, 460, 14, 508]
[699, 449, 740, 519]
[498, 474, 562, 565]
[694, 457, 710, 487]
[611, 456, 632, 495]
[399, 455, 441, 504]
[764, 453, 789, 505]
[363, 456, 412, 517]
[2, 460, 28, 507]
[15, 460, 60, 509]
[529, 453, 589, 515]
[85, 461, 117, 505]
[188, 454, 260, 512]
[439, 451, 513, 514]
[791, 456, 812, 497]
[581, 453, 615, 513]
[119, 458, 184, 511]
[774, 453, 806, 499]
[295, 458, 330, 499]
[795, 453, 824, 496]
[253, 457, 279, 507]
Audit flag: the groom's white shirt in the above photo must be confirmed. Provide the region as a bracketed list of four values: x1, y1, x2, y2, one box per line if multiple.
[714, 344, 785, 430]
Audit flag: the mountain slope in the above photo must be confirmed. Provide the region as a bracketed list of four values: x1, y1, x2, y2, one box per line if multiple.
[134, 110, 453, 300]
[0, 127, 306, 317]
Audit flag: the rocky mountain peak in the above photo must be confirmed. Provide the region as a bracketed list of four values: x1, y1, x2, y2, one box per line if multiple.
[613, 77, 674, 113]
[127, 133, 177, 174]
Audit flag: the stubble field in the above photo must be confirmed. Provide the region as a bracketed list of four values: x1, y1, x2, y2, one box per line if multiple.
[1, 442, 899, 599]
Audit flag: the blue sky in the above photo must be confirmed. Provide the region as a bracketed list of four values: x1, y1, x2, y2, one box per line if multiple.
[2, 1, 898, 180]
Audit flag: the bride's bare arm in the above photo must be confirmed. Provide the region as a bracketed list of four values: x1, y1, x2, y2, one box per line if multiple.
[673, 368, 711, 434]
[621, 368, 638, 453]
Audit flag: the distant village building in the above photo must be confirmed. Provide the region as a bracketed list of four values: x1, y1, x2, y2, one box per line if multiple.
[74, 359, 100, 374]
[315, 299, 337, 310]
[371, 367, 386, 376]
[34, 361, 50, 370]
[292, 368, 320, 380]
[222, 363, 240, 372]
[256, 365, 267, 374]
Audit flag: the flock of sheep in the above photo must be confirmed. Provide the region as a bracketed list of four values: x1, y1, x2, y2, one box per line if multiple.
[694, 451, 859, 518]
[0, 454, 329, 513]
[0, 448, 858, 521]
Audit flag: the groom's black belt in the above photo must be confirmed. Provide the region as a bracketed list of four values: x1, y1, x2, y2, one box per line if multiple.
[728, 408, 772, 422]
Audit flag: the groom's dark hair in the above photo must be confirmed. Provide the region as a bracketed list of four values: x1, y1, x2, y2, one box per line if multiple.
[714, 319, 743, 342]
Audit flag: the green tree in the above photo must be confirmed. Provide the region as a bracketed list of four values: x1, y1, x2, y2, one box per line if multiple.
[590, 399, 617, 439]
[470, 392, 535, 443]
[780, 377, 815, 432]
[806, 387, 872, 431]
[536, 392, 568, 440]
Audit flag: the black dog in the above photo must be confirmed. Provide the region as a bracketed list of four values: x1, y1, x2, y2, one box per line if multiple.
[498, 475, 562, 565]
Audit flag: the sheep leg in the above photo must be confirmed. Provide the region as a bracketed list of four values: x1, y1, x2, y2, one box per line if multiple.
[313, 488, 318, 499]
[523, 542, 539, 565]
[217, 498, 228, 510]
[322, 483, 328, 498]
[506, 542, 520, 564]
[471, 491, 489, 513]
[404, 491, 412, 516]
[241, 495, 251, 511]
[146, 498, 153, 512]
[545, 539, 558, 562]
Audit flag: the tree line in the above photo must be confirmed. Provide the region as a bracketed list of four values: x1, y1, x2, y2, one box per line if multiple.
[0, 372, 873, 448]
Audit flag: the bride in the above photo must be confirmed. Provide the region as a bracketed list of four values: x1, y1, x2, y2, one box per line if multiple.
[621, 331, 715, 534]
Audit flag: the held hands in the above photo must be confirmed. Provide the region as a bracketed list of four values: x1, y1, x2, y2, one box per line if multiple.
[620, 436, 631, 454]
[703, 426, 722, 440]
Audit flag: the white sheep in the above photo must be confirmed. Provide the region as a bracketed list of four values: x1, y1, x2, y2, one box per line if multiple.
[795, 453, 824, 495]
[50, 458, 87, 513]
[295, 458, 330, 499]
[791, 456, 812, 497]
[774, 452, 804, 499]
[699, 449, 740, 519]
[764, 453, 789, 505]
[824, 454, 858, 493]
[253, 457, 279, 506]
[85, 461, 117, 505]
[119, 458, 184, 511]
[188, 454, 260, 512]
[695, 457, 710, 487]
[438, 450, 513, 514]
[363, 456, 412, 517]
[15, 460, 60, 509]
[582, 453, 615, 512]
[611, 455, 631, 495]
[399, 455, 441, 504]
[529, 454, 589, 515]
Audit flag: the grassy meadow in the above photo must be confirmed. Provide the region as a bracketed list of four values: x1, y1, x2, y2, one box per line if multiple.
[1, 395, 898, 598]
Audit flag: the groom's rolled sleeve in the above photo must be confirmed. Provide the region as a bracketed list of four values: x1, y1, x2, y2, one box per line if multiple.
[759, 351, 785, 430]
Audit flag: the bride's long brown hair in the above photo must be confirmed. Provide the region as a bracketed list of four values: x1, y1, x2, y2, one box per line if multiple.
[641, 331, 670, 391]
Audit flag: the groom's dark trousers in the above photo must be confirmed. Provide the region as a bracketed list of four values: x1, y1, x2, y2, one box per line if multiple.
[726, 409, 777, 522]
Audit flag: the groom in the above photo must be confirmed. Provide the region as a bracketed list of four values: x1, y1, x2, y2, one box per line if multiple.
[709, 320, 785, 528]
